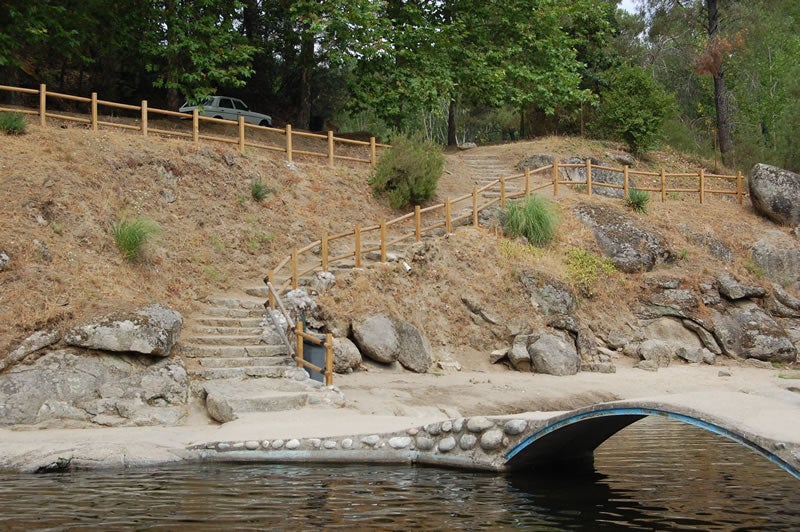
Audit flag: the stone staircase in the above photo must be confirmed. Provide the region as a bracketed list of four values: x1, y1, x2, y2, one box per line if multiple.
[461, 153, 521, 200]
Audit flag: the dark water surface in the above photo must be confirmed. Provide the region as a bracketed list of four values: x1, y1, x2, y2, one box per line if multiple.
[0, 417, 797, 531]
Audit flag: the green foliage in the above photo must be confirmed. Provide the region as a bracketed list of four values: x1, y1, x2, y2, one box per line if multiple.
[0, 112, 26, 134]
[250, 180, 270, 202]
[625, 188, 650, 214]
[369, 134, 443, 209]
[596, 65, 674, 154]
[502, 196, 560, 247]
[112, 217, 160, 262]
[565, 248, 615, 297]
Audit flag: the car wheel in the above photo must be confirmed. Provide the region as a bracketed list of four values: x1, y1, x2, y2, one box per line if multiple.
[259, 120, 271, 127]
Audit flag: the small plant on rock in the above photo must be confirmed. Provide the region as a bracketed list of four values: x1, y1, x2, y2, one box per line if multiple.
[0, 112, 26, 135]
[625, 187, 650, 214]
[112, 217, 160, 261]
[502, 195, 560, 246]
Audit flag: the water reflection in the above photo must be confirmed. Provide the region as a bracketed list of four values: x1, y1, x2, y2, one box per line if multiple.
[0, 418, 796, 530]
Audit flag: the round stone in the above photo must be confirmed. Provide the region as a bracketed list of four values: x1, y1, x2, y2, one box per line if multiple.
[271, 439, 285, 450]
[389, 436, 412, 449]
[459, 434, 477, 450]
[260, 440, 270, 449]
[467, 416, 494, 433]
[479, 429, 505, 451]
[309, 438, 322, 449]
[231, 442, 245, 450]
[323, 440, 337, 449]
[415, 436, 435, 451]
[504, 419, 528, 435]
[245, 440, 260, 450]
[452, 418, 465, 433]
[216, 442, 231, 452]
[360, 435, 381, 447]
[438, 436, 457, 452]
[342, 438, 354, 449]
[406, 428, 419, 436]
[424, 422, 442, 436]
[441, 421, 453, 433]
[285, 439, 300, 450]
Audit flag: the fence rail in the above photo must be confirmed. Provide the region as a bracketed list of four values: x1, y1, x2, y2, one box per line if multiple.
[0, 84, 387, 166]
[267, 160, 743, 295]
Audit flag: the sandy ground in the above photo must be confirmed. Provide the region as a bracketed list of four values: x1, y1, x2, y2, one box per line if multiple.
[1, 356, 799, 473]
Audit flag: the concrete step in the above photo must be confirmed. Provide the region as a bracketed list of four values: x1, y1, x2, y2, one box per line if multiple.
[205, 296, 265, 310]
[194, 316, 264, 328]
[192, 366, 293, 380]
[183, 334, 266, 346]
[203, 307, 264, 318]
[188, 326, 264, 336]
[244, 286, 269, 298]
[178, 344, 288, 358]
[199, 357, 290, 368]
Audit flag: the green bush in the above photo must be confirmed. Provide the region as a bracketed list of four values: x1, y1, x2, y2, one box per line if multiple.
[502, 195, 560, 246]
[625, 187, 650, 214]
[369, 134, 444, 209]
[0, 112, 27, 135]
[113, 217, 160, 261]
[251, 180, 270, 202]
[596, 65, 674, 154]
[566, 248, 616, 297]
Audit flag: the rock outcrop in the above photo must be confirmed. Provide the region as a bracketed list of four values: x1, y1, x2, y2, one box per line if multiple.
[748, 163, 800, 226]
[560, 157, 636, 199]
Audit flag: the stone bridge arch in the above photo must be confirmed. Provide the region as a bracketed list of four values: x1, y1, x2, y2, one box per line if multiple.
[504, 399, 800, 480]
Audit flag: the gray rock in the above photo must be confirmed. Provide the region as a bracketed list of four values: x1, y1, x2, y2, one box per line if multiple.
[389, 436, 411, 449]
[682, 320, 722, 355]
[0, 329, 61, 372]
[282, 289, 324, 328]
[606, 152, 636, 167]
[709, 302, 797, 362]
[772, 284, 800, 311]
[560, 157, 636, 199]
[508, 335, 532, 372]
[519, 271, 577, 315]
[64, 304, 182, 356]
[517, 153, 554, 171]
[642, 317, 703, 351]
[580, 363, 617, 373]
[679, 226, 733, 262]
[415, 437, 435, 451]
[458, 142, 477, 150]
[676, 346, 704, 364]
[716, 271, 766, 300]
[0, 250, 8, 271]
[638, 339, 672, 367]
[748, 163, 800, 226]
[466, 416, 494, 432]
[637, 360, 660, 371]
[504, 419, 528, 435]
[459, 434, 478, 450]
[639, 289, 699, 320]
[393, 319, 433, 373]
[438, 436, 457, 452]
[575, 203, 673, 272]
[606, 330, 630, 350]
[352, 315, 399, 364]
[309, 271, 336, 294]
[480, 429, 505, 451]
[529, 331, 580, 376]
[332, 337, 362, 374]
[751, 240, 800, 290]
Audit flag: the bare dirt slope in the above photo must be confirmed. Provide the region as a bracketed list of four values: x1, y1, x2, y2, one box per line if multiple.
[0, 120, 791, 370]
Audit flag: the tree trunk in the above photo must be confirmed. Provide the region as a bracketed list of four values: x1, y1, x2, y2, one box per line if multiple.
[706, 0, 733, 163]
[447, 99, 457, 146]
[297, 29, 314, 130]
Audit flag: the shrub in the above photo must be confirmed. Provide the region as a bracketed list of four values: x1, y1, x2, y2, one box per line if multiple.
[0, 112, 26, 135]
[112, 217, 160, 261]
[502, 195, 560, 246]
[251, 180, 270, 202]
[625, 187, 650, 213]
[369, 134, 444, 209]
[565, 248, 616, 297]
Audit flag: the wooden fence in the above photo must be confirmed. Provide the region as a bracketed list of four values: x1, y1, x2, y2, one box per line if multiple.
[0, 84, 387, 166]
[266, 159, 743, 296]
[294, 324, 334, 386]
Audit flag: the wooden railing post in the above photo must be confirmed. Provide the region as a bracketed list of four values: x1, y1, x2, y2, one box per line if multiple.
[354, 224, 361, 267]
[39, 84, 46, 127]
[623, 165, 629, 197]
[238, 116, 245, 153]
[91, 93, 98, 131]
[585, 159, 593, 197]
[324, 333, 333, 386]
[321, 232, 329, 272]
[472, 187, 479, 228]
[192, 109, 199, 142]
[370, 137, 377, 167]
[414, 205, 421, 242]
[291, 247, 299, 289]
[380, 221, 387, 262]
[736, 171, 743, 204]
[141, 100, 148, 137]
[699, 168, 705, 204]
[286, 124, 293, 162]
[445, 197, 452, 234]
[660, 167, 666, 202]
[268, 270, 275, 308]
[327, 130, 334, 167]
[295, 321, 304, 367]
[553, 160, 559, 197]
[500, 176, 506, 208]
[524, 167, 531, 196]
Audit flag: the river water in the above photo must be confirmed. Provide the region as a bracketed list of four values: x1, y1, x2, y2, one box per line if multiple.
[0, 417, 797, 530]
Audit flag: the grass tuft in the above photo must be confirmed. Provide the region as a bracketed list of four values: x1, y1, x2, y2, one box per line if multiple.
[0, 112, 27, 135]
[625, 187, 650, 213]
[502, 195, 560, 246]
[112, 217, 160, 261]
[251, 180, 271, 202]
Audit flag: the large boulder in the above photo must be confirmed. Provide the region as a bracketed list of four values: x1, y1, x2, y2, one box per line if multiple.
[64, 304, 182, 356]
[519, 271, 577, 316]
[0, 350, 188, 427]
[508, 334, 532, 371]
[332, 337, 362, 373]
[748, 163, 800, 226]
[352, 315, 399, 364]
[575, 203, 674, 272]
[517, 153, 554, 171]
[528, 331, 580, 376]
[751, 239, 800, 290]
[0, 329, 60, 372]
[709, 302, 797, 363]
[394, 319, 433, 373]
